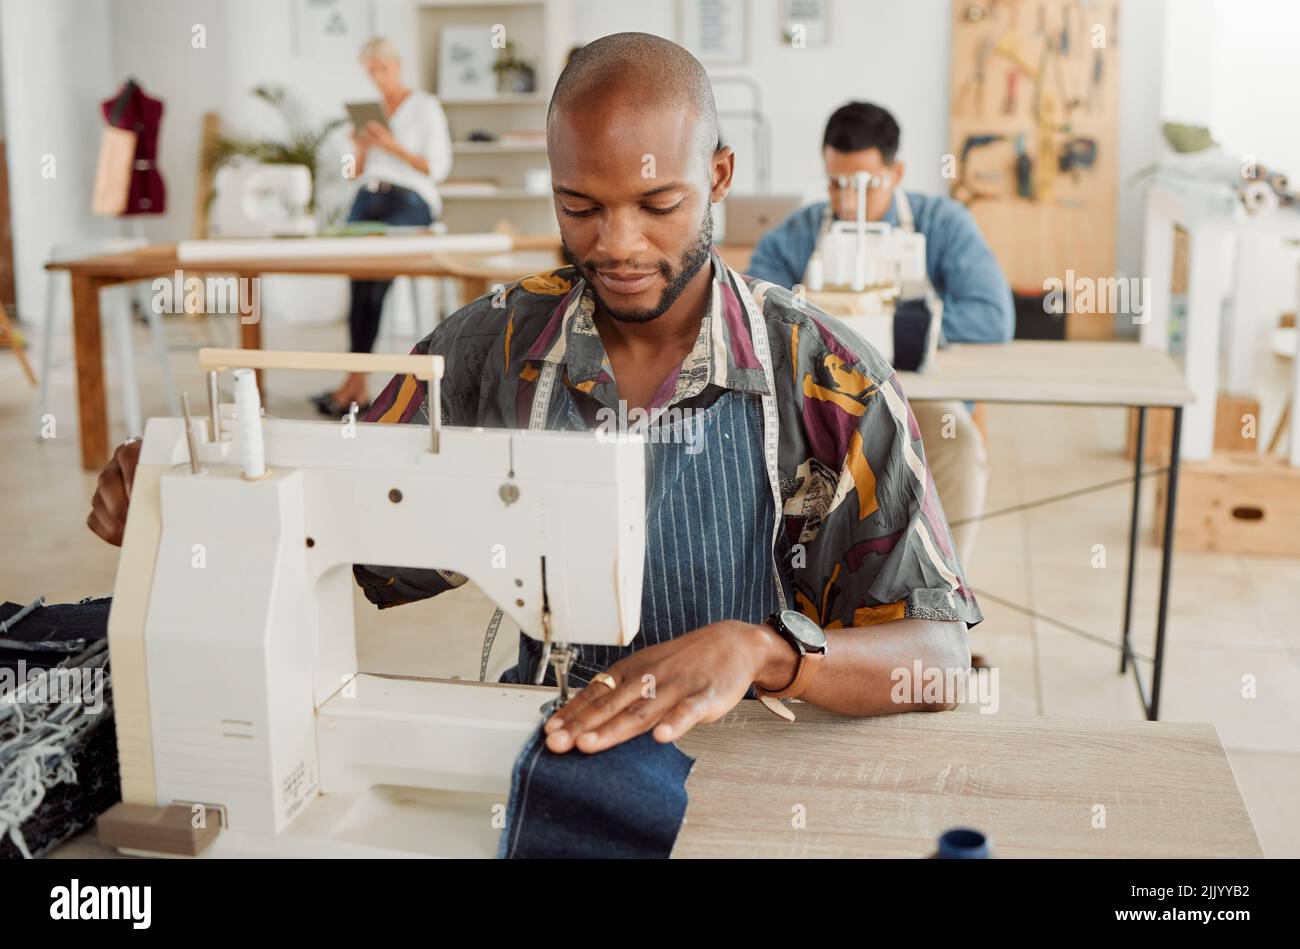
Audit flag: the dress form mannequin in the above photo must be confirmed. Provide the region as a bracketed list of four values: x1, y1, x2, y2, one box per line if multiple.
[100, 79, 166, 216]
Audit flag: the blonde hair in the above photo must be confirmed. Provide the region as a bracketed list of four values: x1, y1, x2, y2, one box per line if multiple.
[358, 36, 401, 64]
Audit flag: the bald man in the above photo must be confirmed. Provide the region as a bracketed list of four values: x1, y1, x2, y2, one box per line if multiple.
[89, 33, 980, 754]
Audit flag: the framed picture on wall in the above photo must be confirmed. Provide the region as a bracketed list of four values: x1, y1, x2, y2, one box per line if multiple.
[679, 0, 748, 66]
[781, 0, 829, 47]
[437, 25, 498, 101]
[293, 0, 373, 62]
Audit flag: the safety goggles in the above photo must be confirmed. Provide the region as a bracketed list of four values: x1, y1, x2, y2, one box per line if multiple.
[826, 173, 886, 193]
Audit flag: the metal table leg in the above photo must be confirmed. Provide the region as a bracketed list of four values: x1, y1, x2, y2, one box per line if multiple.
[1148, 406, 1183, 720]
[1120, 407, 1145, 675]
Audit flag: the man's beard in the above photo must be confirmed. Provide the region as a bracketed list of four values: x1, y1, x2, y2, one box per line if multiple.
[562, 205, 714, 324]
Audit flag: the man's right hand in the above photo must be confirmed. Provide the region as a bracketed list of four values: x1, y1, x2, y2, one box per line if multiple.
[88, 439, 142, 547]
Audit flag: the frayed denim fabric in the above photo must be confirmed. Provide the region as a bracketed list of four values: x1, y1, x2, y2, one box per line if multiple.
[497, 727, 694, 859]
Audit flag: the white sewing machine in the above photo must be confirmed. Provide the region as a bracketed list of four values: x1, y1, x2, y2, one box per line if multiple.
[209, 160, 317, 238]
[798, 176, 938, 370]
[99, 349, 645, 858]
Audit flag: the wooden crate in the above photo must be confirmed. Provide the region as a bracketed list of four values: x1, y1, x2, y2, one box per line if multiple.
[1213, 393, 1265, 453]
[1126, 393, 1260, 462]
[1125, 406, 1174, 463]
[1154, 454, 1300, 556]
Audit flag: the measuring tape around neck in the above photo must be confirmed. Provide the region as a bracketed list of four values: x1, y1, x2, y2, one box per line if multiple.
[528, 360, 560, 432]
[725, 265, 788, 613]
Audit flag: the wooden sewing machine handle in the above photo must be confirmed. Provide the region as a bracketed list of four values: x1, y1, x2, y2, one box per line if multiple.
[197, 348, 445, 452]
[198, 348, 444, 381]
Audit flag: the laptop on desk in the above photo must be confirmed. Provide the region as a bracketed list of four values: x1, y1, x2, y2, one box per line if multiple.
[719, 194, 804, 246]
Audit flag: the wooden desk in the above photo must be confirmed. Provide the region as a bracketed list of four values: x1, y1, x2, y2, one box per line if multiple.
[900, 340, 1193, 408]
[675, 703, 1260, 858]
[716, 243, 754, 273]
[56, 702, 1258, 859]
[47, 237, 560, 472]
[437, 248, 566, 300]
[900, 341, 1195, 721]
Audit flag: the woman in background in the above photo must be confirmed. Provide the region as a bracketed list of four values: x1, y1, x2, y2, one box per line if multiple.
[314, 35, 453, 416]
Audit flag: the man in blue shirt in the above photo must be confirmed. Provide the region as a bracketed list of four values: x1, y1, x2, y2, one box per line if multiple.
[749, 102, 1015, 567]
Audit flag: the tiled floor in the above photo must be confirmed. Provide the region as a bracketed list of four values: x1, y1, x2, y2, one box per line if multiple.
[3, 308, 1297, 857]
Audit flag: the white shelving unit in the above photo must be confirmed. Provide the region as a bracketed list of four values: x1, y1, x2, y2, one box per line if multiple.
[439, 94, 549, 107]
[452, 142, 547, 155]
[417, 0, 571, 235]
[441, 189, 553, 200]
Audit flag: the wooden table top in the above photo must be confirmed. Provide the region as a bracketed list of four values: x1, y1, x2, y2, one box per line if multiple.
[44, 239, 753, 284]
[45, 235, 562, 281]
[899, 340, 1195, 408]
[437, 248, 566, 279]
[674, 703, 1260, 858]
[50, 700, 1257, 859]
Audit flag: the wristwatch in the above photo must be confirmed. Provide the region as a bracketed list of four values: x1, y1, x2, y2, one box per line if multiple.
[755, 609, 828, 715]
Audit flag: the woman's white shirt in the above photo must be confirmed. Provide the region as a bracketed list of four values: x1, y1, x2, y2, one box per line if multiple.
[359, 89, 453, 218]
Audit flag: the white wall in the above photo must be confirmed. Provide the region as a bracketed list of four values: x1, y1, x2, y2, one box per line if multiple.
[1159, 0, 1300, 363]
[1115, 0, 1168, 285]
[0, 0, 118, 321]
[1160, 0, 1216, 130]
[1162, 0, 1300, 180]
[1205, 2, 1300, 180]
[571, 0, 1166, 281]
[570, 0, 954, 201]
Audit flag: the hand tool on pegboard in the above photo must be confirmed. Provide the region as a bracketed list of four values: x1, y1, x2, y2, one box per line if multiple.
[954, 37, 994, 117]
[952, 133, 1008, 206]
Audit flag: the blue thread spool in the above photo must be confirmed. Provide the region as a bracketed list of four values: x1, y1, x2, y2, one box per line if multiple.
[934, 827, 990, 859]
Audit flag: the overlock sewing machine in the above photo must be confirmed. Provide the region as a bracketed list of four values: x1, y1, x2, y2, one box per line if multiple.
[807, 172, 927, 294]
[97, 349, 646, 857]
[802, 173, 940, 373]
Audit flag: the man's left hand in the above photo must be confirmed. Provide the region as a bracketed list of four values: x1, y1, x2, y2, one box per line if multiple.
[542, 620, 795, 753]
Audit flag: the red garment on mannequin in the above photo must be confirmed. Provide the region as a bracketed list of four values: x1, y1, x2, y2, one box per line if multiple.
[100, 81, 166, 215]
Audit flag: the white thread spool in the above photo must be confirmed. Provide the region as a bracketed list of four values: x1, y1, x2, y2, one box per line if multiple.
[1241, 180, 1278, 216]
[232, 368, 266, 479]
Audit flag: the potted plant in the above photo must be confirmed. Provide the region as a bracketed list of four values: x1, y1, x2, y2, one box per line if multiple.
[200, 85, 345, 215]
[493, 41, 536, 94]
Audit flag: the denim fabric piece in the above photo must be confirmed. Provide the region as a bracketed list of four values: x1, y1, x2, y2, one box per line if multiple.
[346, 184, 434, 226]
[497, 726, 695, 859]
[0, 596, 113, 664]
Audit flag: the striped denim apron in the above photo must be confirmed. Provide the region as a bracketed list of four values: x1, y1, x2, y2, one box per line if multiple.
[502, 387, 784, 691]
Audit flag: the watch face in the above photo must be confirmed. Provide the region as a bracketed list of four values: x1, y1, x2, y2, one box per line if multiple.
[780, 609, 827, 650]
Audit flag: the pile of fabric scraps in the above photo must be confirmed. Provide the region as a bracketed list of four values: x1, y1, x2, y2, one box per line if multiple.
[0, 595, 120, 859]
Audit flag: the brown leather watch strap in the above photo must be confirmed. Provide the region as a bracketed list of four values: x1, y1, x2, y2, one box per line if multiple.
[757, 648, 825, 701]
